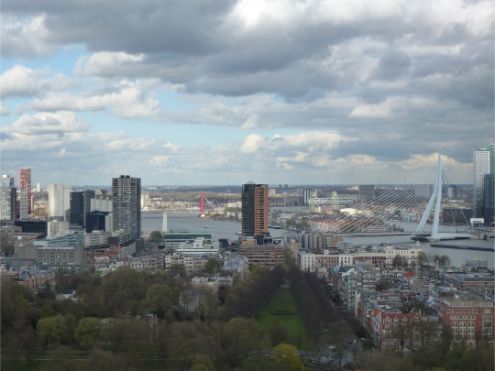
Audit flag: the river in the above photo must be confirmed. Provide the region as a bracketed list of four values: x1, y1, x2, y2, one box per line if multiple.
[142, 213, 494, 269]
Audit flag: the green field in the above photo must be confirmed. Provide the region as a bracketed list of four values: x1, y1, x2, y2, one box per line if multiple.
[256, 288, 313, 350]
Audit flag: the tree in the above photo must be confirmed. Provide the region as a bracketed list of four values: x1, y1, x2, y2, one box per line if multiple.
[75, 317, 101, 349]
[273, 343, 304, 371]
[190, 354, 216, 371]
[417, 251, 427, 268]
[150, 230, 163, 242]
[392, 255, 406, 269]
[222, 318, 265, 367]
[146, 283, 174, 318]
[269, 319, 289, 346]
[205, 258, 220, 275]
[37, 314, 67, 347]
[439, 255, 450, 270]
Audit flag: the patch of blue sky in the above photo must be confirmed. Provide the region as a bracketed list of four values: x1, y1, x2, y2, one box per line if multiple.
[0, 45, 88, 74]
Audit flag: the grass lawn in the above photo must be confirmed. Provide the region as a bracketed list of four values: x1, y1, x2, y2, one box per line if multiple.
[256, 288, 314, 350]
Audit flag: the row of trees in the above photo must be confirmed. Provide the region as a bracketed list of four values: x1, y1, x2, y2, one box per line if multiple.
[1, 265, 292, 371]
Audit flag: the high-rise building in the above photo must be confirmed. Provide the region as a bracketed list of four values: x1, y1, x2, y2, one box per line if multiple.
[70, 192, 85, 227]
[242, 183, 269, 244]
[112, 175, 141, 240]
[303, 188, 317, 205]
[0, 175, 16, 221]
[473, 147, 490, 217]
[91, 194, 113, 233]
[70, 190, 95, 227]
[47, 219, 70, 237]
[482, 144, 495, 226]
[19, 168, 31, 220]
[48, 184, 72, 220]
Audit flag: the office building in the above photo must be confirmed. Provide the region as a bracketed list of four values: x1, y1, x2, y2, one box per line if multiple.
[70, 192, 85, 227]
[86, 211, 108, 232]
[0, 175, 16, 220]
[112, 175, 141, 240]
[483, 173, 495, 226]
[14, 220, 47, 236]
[70, 190, 95, 227]
[90, 193, 113, 232]
[47, 220, 70, 237]
[473, 147, 490, 217]
[19, 168, 31, 220]
[48, 184, 72, 220]
[241, 183, 269, 244]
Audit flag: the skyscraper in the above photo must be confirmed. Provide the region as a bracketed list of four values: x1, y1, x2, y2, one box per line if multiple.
[112, 175, 141, 240]
[482, 144, 495, 225]
[48, 184, 72, 220]
[70, 190, 95, 227]
[473, 147, 490, 217]
[70, 191, 85, 227]
[242, 183, 269, 244]
[19, 168, 31, 220]
[0, 175, 16, 221]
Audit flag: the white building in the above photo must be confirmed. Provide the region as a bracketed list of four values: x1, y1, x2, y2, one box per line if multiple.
[176, 237, 220, 256]
[47, 220, 70, 237]
[339, 254, 354, 267]
[48, 184, 72, 220]
[85, 230, 111, 248]
[473, 147, 490, 216]
[0, 175, 15, 221]
[385, 246, 422, 266]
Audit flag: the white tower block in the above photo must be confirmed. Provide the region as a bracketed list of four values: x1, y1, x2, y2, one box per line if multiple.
[162, 212, 168, 233]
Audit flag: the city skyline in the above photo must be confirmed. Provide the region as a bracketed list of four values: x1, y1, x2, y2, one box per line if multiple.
[1, 1, 493, 185]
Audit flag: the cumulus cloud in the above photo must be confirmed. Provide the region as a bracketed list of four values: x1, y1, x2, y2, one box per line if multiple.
[28, 80, 160, 118]
[0, 15, 52, 58]
[0, 65, 69, 98]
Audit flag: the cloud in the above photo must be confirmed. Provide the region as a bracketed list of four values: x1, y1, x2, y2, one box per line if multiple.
[0, 15, 52, 58]
[28, 80, 160, 118]
[9, 111, 89, 135]
[0, 1, 491, 184]
[0, 65, 69, 98]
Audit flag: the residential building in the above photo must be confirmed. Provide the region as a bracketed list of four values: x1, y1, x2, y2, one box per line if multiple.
[240, 245, 284, 269]
[165, 253, 209, 274]
[19, 168, 31, 220]
[112, 175, 141, 240]
[241, 183, 269, 244]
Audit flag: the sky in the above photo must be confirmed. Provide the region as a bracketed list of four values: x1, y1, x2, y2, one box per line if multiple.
[0, 0, 493, 186]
